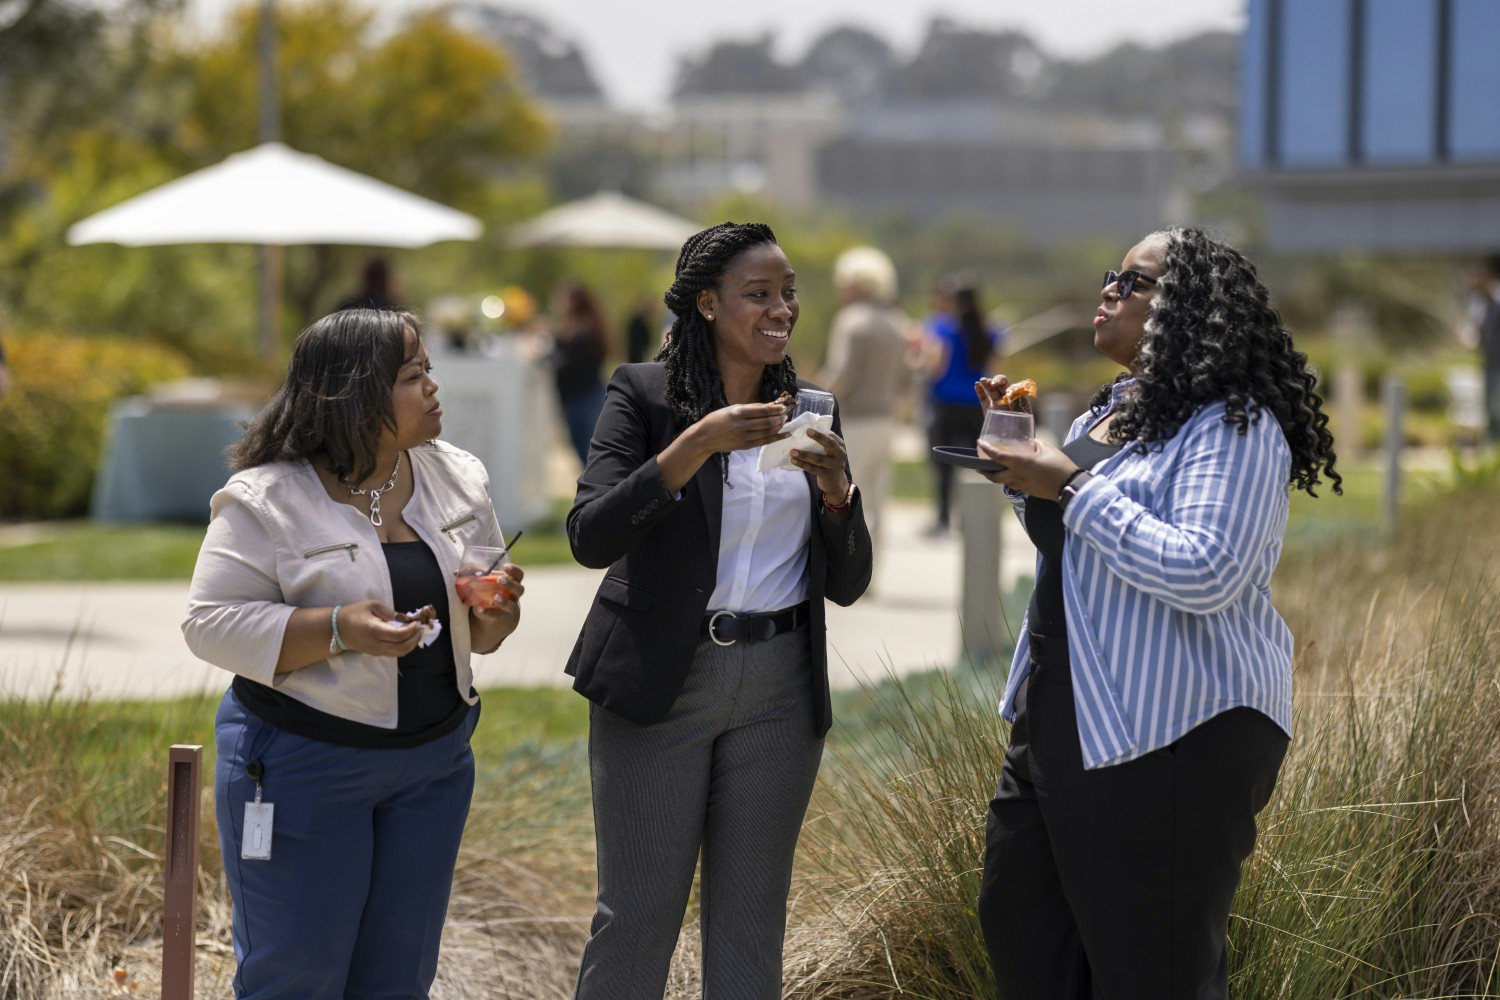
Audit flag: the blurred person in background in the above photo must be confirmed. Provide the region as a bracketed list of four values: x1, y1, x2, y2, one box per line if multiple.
[550, 280, 611, 466]
[183, 308, 524, 1000]
[336, 256, 401, 312]
[1469, 254, 1500, 443]
[971, 228, 1341, 999]
[917, 273, 1006, 535]
[566, 221, 872, 998]
[818, 246, 907, 579]
[625, 294, 659, 364]
[0, 329, 10, 399]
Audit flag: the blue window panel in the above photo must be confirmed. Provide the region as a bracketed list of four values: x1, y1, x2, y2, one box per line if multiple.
[1450, 0, 1500, 161]
[1240, 0, 1270, 167]
[1278, 0, 1352, 167]
[1362, 0, 1438, 164]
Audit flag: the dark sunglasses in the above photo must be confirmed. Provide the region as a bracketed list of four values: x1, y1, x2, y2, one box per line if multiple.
[1103, 269, 1159, 300]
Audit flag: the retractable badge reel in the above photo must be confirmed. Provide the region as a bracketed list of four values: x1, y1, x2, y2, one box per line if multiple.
[242, 759, 274, 861]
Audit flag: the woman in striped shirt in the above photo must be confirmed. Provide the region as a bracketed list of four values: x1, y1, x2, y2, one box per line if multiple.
[973, 227, 1341, 999]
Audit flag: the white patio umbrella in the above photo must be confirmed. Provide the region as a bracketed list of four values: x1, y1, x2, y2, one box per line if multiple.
[506, 190, 698, 251]
[66, 141, 483, 359]
[66, 141, 482, 247]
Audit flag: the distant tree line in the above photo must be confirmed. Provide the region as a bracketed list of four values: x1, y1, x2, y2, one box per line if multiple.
[668, 18, 1239, 121]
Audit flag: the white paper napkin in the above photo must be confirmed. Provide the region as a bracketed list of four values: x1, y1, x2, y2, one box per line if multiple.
[756, 412, 834, 472]
[398, 609, 445, 648]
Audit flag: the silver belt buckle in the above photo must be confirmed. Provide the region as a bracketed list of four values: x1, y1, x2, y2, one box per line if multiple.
[708, 609, 738, 647]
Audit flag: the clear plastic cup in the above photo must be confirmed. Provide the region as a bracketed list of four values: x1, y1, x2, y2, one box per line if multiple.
[978, 408, 1035, 448]
[793, 389, 835, 418]
[454, 545, 515, 606]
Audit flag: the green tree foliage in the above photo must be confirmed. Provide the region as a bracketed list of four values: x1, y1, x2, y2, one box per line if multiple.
[0, 0, 553, 369]
[0, 332, 191, 519]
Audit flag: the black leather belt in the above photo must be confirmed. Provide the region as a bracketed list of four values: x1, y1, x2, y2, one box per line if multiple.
[702, 602, 810, 646]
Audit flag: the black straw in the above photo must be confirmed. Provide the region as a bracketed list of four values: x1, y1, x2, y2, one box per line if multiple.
[486, 530, 522, 574]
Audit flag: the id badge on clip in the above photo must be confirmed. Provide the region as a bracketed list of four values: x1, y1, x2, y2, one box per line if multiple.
[242, 771, 273, 861]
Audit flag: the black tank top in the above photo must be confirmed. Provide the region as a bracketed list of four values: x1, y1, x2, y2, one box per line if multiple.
[233, 540, 470, 748]
[1022, 432, 1125, 638]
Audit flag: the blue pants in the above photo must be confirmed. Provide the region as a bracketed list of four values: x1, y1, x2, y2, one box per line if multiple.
[561, 384, 606, 467]
[214, 688, 478, 1000]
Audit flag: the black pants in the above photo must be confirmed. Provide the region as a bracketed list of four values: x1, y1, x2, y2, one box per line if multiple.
[927, 401, 984, 528]
[977, 637, 1288, 1000]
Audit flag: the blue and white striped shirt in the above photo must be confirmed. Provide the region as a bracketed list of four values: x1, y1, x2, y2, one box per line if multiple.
[1001, 380, 1294, 770]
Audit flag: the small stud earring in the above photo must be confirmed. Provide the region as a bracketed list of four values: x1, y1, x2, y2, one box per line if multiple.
[706, 313, 714, 321]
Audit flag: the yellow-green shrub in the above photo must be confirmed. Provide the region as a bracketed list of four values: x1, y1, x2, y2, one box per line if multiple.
[0, 333, 191, 520]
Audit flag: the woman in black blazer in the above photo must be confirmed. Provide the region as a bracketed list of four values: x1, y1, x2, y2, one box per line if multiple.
[567, 222, 873, 997]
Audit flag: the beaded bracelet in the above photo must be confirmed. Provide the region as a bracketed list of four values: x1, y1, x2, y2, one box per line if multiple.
[822, 482, 855, 513]
[329, 604, 348, 655]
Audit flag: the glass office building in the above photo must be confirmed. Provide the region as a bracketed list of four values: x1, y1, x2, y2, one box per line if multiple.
[1240, 0, 1500, 250]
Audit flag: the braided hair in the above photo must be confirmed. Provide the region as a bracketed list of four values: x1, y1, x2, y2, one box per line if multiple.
[1089, 227, 1342, 496]
[657, 222, 799, 460]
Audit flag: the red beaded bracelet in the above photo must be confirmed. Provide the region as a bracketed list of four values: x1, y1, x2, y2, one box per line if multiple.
[822, 483, 855, 513]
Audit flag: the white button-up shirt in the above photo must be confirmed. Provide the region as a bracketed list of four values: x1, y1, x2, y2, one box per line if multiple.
[708, 447, 812, 613]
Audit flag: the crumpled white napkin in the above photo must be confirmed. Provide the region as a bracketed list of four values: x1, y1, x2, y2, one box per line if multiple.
[756, 412, 834, 472]
[398, 609, 444, 648]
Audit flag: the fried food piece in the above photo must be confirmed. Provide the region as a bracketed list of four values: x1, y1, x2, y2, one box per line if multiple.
[997, 378, 1038, 412]
[393, 604, 437, 625]
[773, 390, 794, 409]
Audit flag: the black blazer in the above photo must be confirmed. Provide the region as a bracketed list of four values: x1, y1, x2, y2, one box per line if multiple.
[565, 362, 873, 737]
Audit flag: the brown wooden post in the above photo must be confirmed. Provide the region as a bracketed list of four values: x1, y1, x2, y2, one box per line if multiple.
[162, 744, 202, 1000]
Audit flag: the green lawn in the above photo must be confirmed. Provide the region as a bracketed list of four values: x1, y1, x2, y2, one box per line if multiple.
[0, 523, 212, 581]
[0, 668, 996, 782]
[0, 684, 590, 776]
[0, 500, 582, 581]
[0, 458, 1467, 581]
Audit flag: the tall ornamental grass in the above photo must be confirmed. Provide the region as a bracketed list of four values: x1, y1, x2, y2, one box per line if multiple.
[785, 484, 1500, 999]
[0, 685, 595, 998]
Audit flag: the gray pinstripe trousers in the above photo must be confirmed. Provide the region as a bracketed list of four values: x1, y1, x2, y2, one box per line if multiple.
[573, 626, 823, 1000]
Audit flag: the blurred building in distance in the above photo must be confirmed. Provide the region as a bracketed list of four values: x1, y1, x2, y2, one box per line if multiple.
[1240, 0, 1500, 251]
[455, 6, 1238, 246]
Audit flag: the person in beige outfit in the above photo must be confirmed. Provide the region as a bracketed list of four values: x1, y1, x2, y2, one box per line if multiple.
[818, 246, 908, 578]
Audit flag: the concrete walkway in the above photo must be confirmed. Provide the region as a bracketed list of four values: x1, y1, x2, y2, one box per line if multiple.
[0, 494, 1036, 702]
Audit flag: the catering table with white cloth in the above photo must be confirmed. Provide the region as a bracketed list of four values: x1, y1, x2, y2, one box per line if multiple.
[90, 342, 554, 528]
[429, 337, 554, 533]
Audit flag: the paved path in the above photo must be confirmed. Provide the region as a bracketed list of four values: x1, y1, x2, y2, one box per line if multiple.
[0, 495, 1036, 702]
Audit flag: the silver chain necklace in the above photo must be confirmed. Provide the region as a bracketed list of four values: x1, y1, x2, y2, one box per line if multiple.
[340, 452, 402, 527]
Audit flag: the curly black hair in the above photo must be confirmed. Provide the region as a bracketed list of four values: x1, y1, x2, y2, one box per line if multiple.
[657, 222, 799, 479]
[1088, 227, 1342, 496]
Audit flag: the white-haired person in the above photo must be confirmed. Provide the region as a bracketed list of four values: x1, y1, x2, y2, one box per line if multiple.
[817, 246, 908, 574]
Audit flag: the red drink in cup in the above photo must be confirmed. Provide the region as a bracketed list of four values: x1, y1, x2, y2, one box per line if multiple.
[455, 545, 515, 606]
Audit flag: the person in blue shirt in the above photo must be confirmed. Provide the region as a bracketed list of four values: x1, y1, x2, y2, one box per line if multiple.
[917, 274, 1005, 534]
[972, 227, 1342, 999]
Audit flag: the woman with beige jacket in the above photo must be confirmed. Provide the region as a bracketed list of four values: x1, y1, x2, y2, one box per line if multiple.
[183, 308, 523, 999]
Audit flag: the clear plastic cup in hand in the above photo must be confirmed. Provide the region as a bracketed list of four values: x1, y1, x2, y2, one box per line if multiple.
[979, 408, 1035, 450]
[455, 545, 514, 607]
[793, 389, 835, 419]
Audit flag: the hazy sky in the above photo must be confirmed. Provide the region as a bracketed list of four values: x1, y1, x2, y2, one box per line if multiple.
[190, 0, 1246, 112]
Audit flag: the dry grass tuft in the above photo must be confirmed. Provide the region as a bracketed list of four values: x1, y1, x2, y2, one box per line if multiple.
[5, 485, 1499, 997]
[780, 485, 1500, 998]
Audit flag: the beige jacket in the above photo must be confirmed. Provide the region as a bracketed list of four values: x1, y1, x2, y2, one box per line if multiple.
[818, 301, 908, 419]
[182, 440, 503, 727]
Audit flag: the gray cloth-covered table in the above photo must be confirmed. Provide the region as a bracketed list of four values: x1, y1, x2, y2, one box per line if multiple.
[91, 398, 253, 522]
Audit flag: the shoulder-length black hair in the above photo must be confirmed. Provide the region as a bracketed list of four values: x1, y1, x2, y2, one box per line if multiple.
[230, 308, 418, 483]
[1090, 226, 1342, 496]
[656, 220, 798, 432]
[941, 273, 992, 372]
